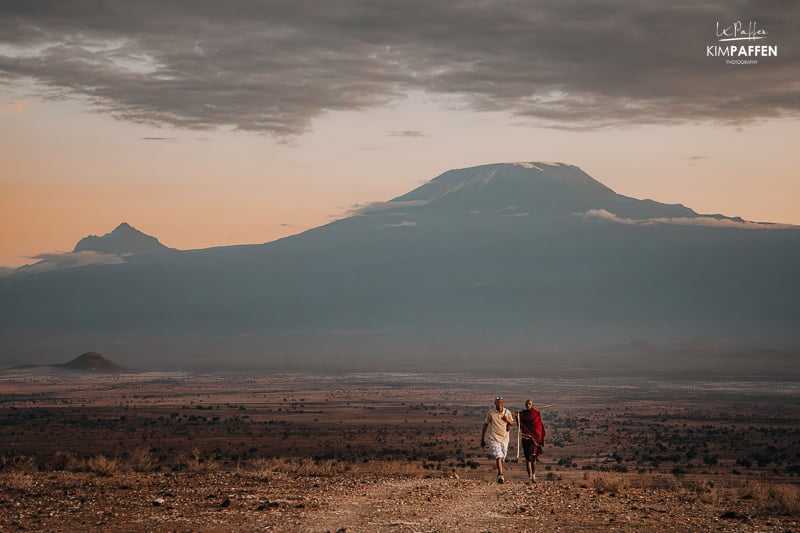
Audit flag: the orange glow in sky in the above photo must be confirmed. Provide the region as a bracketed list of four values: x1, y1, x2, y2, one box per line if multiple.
[1, 3, 798, 269]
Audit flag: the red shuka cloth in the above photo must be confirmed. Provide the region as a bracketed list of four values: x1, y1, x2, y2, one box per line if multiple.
[519, 408, 545, 444]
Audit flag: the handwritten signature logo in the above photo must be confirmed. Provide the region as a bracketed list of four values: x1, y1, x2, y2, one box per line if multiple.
[716, 21, 767, 42]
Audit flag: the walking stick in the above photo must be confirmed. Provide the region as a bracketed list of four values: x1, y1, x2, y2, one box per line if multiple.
[516, 412, 521, 460]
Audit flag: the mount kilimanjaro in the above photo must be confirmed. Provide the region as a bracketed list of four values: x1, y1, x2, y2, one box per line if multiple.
[1, 162, 798, 375]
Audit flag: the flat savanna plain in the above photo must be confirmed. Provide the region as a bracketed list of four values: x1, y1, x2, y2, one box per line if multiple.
[0, 371, 798, 532]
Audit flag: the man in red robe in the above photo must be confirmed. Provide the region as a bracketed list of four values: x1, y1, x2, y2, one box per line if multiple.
[516, 399, 545, 483]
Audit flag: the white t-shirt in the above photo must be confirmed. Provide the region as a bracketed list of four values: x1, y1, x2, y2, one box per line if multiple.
[485, 407, 513, 443]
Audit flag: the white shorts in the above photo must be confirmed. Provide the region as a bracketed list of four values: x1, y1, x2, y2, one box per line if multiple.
[489, 440, 508, 460]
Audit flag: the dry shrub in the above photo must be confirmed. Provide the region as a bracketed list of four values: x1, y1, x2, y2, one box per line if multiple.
[1, 471, 36, 493]
[249, 458, 282, 471]
[742, 481, 800, 516]
[661, 475, 683, 492]
[675, 478, 728, 505]
[689, 479, 724, 504]
[52, 451, 84, 472]
[0, 455, 37, 473]
[294, 458, 347, 476]
[185, 448, 219, 473]
[87, 455, 120, 477]
[249, 467, 272, 482]
[590, 472, 628, 494]
[633, 475, 729, 505]
[246, 457, 348, 477]
[246, 458, 280, 481]
[631, 472, 658, 489]
[360, 460, 422, 477]
[130, 447, 157, 472]
[632, 473, 681, 492]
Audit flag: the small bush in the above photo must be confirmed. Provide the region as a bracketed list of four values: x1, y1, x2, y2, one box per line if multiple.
[678, 479, 727, 505]
[52, 451, 83, 472]
[294, 458, 347, 476]
[249, 467, 272, 482]
[185, 448, 219, 473]
[591, 473, 628, 494]
[742, 482, 800, 516]
[0, 455, 37, 473]
[87, 455, 120, 477]
[632, 472, 657, 489]
[247, 457, 358, 477]
[360, 460, 422, 477]
[245, 458, 279, 481]
[1, 471, 36, 493]
[130, 447, 157, 472]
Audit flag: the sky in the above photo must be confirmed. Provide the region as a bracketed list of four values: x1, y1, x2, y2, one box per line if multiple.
[1, 0, 798, 269]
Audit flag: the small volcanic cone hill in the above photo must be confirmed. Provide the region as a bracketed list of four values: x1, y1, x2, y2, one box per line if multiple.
[57, 352, 127, 373]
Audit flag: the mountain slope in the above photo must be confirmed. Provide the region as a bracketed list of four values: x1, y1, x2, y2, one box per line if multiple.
[0, 163, 798, 373]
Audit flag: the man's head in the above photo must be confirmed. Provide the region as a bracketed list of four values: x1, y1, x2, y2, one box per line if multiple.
[494, 397, 504, 411]
[525, 400, 533, 409]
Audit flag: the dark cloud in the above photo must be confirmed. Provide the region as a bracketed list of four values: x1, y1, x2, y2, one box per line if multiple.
[140, 136, 175, 141]
[0, 1, 797, 137]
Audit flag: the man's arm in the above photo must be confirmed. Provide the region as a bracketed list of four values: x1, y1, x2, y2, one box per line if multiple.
[503, 409, 515, 426]
[481, 422, 488, 447]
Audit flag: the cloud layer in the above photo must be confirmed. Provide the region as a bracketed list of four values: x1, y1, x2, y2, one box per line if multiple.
[15, 251, 127, 275]
[580, 209, 799, 230]
[1, 1, 797, 137]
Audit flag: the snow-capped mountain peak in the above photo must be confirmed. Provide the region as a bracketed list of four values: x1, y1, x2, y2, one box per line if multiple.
[387, 162, 692, 219]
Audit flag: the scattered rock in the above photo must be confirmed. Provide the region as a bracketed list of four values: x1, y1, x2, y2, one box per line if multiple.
[720, 511, 747, 521]
[151, 498, 164, 507]
[219, 498, 231, 508]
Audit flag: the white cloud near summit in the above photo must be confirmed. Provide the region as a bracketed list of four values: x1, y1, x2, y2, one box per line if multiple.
[349, 200, 430, 216]
[579, 209, 798, 230]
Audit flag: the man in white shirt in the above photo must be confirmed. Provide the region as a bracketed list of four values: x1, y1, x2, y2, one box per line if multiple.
[480, 396, 515, 483]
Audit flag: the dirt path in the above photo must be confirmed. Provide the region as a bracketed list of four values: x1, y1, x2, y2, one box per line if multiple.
[279, 473, 789, 533]
[1, 470, 797, 532]
[296, 475, 521, 532]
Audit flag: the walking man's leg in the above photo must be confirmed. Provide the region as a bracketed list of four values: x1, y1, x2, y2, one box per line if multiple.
[490, 441, 507, 483]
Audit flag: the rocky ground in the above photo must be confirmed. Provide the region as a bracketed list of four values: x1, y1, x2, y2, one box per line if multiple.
[1, 467, 798, 532]
[1, 372, 798, 531]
